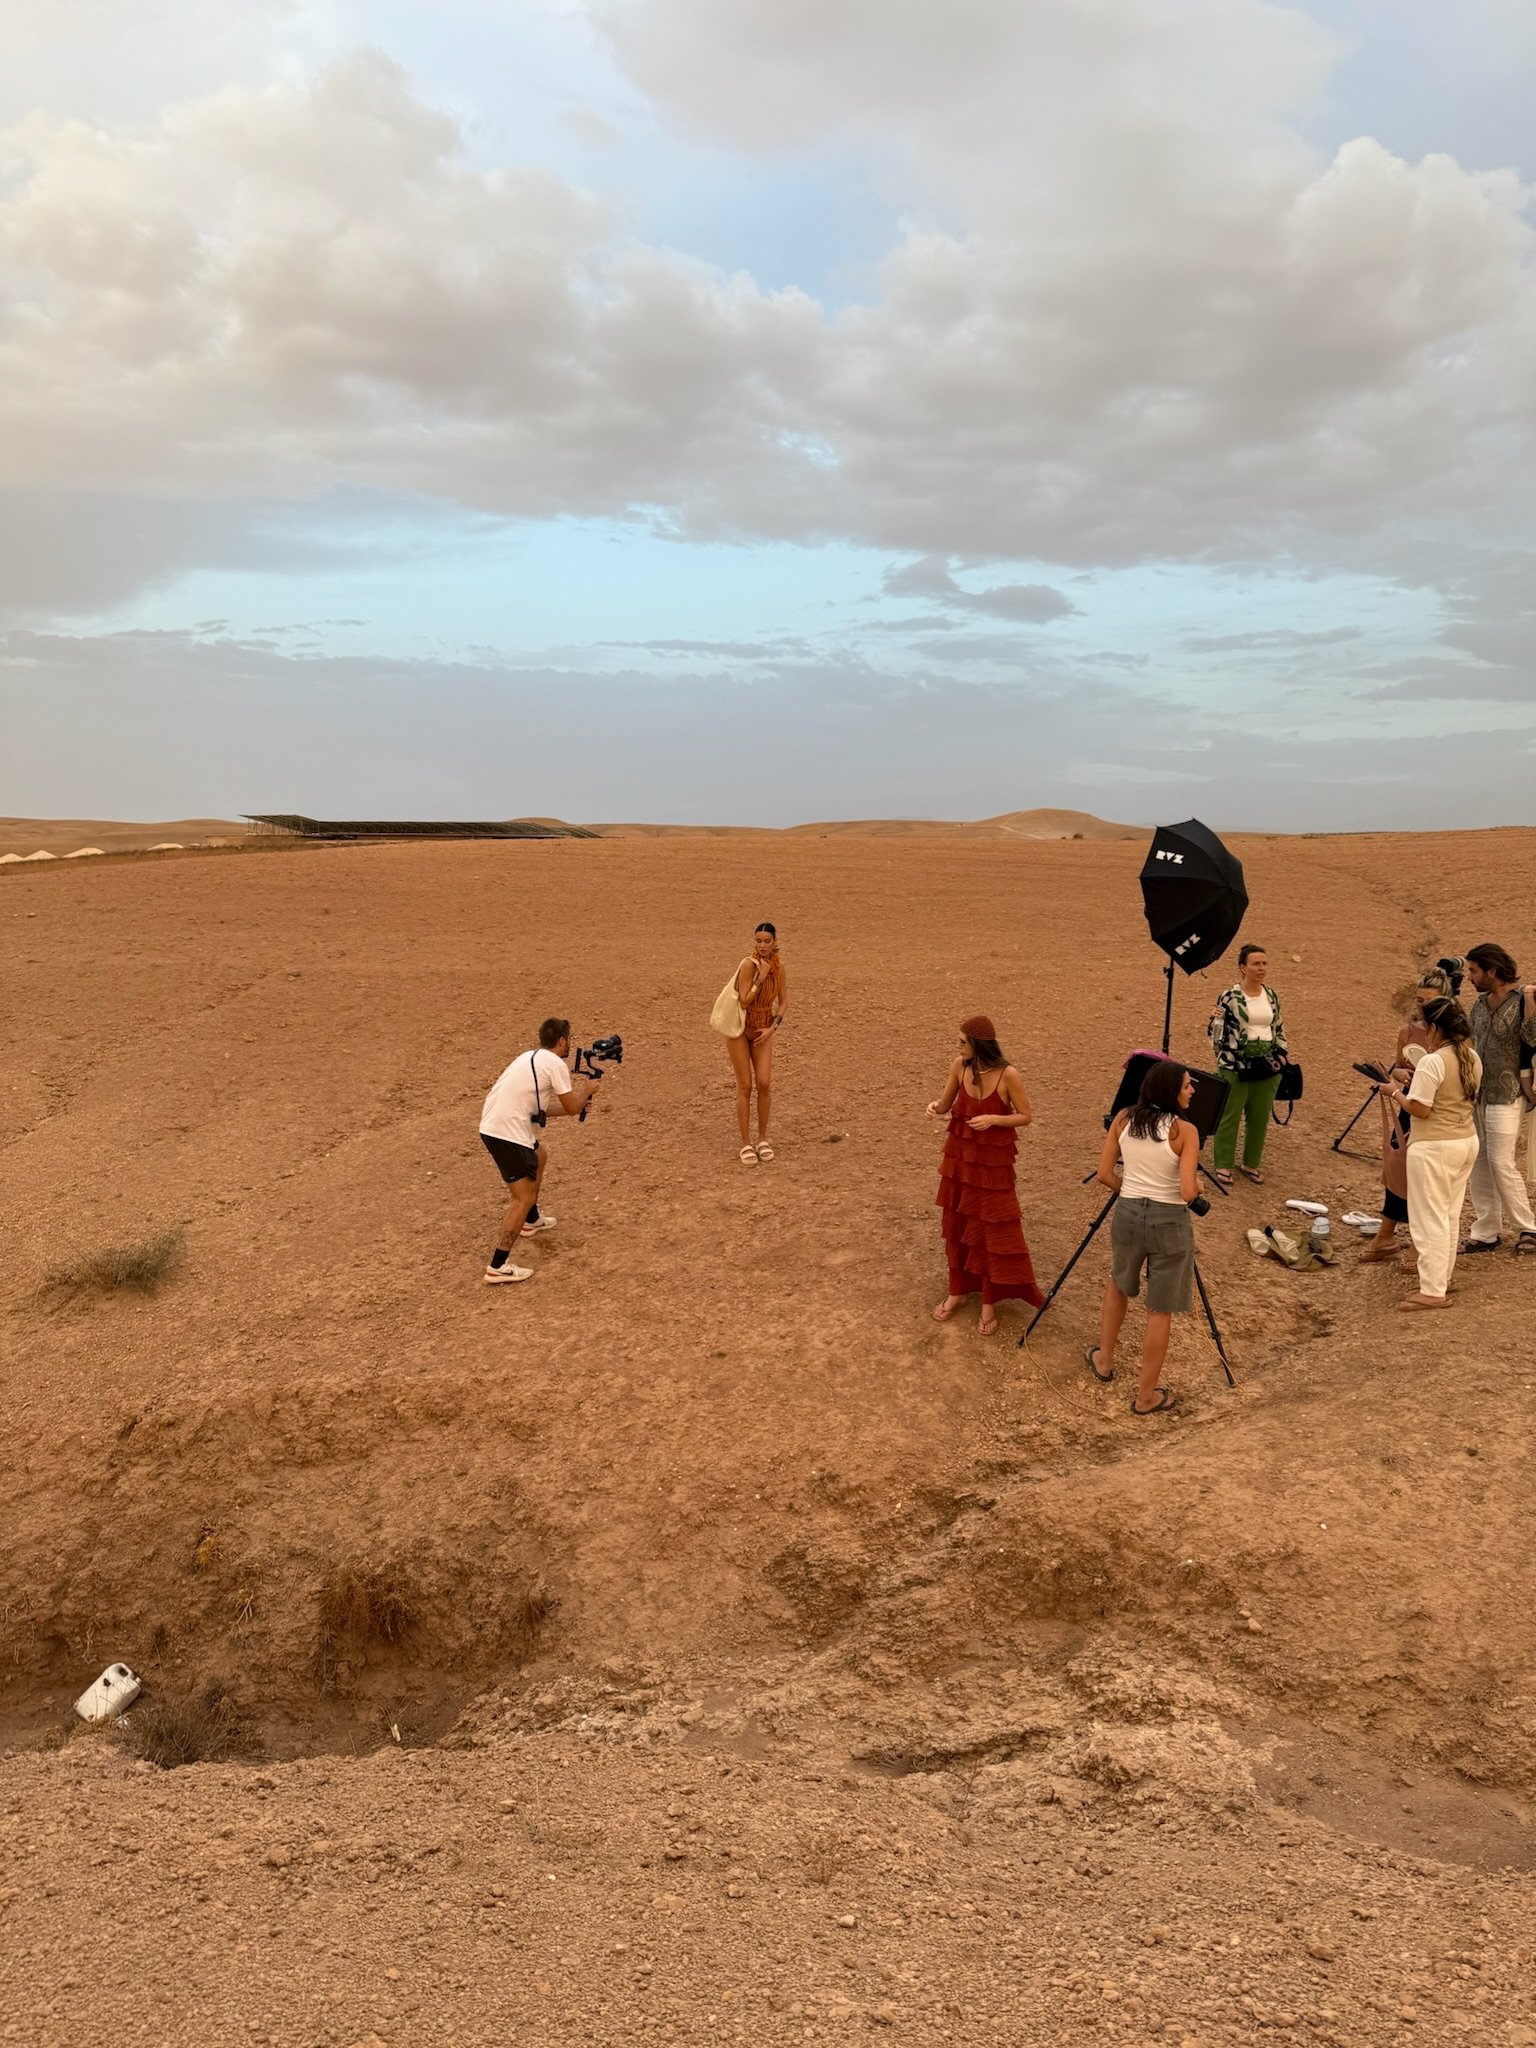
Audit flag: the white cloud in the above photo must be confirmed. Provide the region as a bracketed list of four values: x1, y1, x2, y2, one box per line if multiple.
[0, 0, 1532, 621]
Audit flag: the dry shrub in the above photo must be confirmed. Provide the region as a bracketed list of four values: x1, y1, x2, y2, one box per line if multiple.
[315, 1565, 418, 1687]
[510, 1577, 556, 1656]
[319, 1567, 416, 1645]
[121, 1688, 246, 1769]
[797, 1826, 847, 1887]
[41, 1228, 184, 1305]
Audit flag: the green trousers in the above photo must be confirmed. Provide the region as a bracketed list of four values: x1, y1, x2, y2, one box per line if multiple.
[1214, 1070, 1281, 1170]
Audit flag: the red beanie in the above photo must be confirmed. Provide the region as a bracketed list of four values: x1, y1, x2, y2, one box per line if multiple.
[961, 1014, 996, 1041]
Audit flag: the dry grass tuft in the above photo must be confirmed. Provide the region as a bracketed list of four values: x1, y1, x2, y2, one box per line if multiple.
[510, 1577, 557, 1656]
[122, 1687, 246, 1769]
[315, 1565, 418, 1687]
[40, 1228, 184, 1305]
[319, 1567, 417, 1646]
[797, 1826, 848, 1887]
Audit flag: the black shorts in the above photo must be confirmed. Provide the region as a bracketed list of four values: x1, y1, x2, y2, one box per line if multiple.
[1382, 1188, 1409, 1224]
[481, 1133, 540, 1185]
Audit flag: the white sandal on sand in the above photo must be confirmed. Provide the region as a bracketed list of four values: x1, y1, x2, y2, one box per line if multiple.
[756, 1140, 775, 1162]
[739, 1146, 758, 1165]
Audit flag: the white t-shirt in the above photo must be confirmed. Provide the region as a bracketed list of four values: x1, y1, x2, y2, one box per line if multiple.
[480, 1050, 574, 1147]
[1243, 988, 1274, 1040]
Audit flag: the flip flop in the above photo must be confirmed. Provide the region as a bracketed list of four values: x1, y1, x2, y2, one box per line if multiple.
[1131, 1388, 1179, 1415]
[1084, 1343, 1115, 1384]
[1398, 1294, 1451, 1311]
[1239, 1166, 1265, 1184]
[1212, 1170, 1234, 1188]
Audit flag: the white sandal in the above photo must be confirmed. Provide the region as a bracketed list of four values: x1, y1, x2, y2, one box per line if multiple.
[739, 1145, 758, 1165]
[756, 1140, 775, 1162]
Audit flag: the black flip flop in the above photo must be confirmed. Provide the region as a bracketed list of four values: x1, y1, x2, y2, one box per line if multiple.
[1131, 1388, 1179, 1416]
[1084, 1343, 1114, 1384]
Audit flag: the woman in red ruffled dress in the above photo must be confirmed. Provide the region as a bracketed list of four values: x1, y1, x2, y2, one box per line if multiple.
[927, 1014, 1045, 1335]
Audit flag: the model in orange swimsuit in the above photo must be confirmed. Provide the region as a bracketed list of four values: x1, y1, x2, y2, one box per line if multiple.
[726, 920, 787, 1164]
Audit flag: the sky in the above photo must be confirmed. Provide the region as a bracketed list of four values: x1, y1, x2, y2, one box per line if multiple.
[2, 0, 1534, 828]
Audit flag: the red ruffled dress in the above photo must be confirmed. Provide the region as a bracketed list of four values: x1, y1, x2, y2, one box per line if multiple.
[937, 1084, 1045, 1306]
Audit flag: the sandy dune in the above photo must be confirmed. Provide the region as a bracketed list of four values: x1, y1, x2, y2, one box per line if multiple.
[0, 815, 246, 857]
[3, 826, 1535, 2045]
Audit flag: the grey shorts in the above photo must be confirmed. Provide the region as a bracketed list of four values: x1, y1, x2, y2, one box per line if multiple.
[1111, 1198, 1194, 1315]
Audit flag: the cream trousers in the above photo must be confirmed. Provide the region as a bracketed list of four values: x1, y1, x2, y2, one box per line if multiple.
[1406, 1134, 1480, 1298]
[1468, 1100, 1536, 1242]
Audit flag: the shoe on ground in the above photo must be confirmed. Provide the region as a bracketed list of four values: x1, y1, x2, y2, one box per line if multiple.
[520, 1215, 557, 1236]
[484, 1262, 534, 1285]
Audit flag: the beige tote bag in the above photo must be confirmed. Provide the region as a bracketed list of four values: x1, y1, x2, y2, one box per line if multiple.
[709, 958, 760, 1038]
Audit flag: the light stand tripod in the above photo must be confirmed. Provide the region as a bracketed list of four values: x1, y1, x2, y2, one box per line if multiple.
[1020, 1162, 1237, 1388]
[1331, 1090, 1378, 1159]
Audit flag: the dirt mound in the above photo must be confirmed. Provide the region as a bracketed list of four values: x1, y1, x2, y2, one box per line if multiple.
[4, 826, 1536, 2041]
[0, 816, 246, 857]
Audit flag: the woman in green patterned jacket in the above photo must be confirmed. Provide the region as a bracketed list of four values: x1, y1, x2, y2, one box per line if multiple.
[1208, 943, 1290, 1186]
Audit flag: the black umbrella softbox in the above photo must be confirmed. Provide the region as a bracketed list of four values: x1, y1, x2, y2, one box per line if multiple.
[1140, 819, 1248, 975]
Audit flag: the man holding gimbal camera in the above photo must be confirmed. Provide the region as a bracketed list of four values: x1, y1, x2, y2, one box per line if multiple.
[478, 1016, 604, 1285]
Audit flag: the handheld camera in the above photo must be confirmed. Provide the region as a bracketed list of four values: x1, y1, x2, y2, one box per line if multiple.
[572, 1033, 623, 1120]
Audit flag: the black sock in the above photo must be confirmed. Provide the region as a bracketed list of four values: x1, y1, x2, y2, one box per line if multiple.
[526, 1203, 540, 1225]
[489, 1247, 510, 1269]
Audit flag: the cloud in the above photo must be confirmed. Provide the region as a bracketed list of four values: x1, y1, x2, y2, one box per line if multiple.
[0, 13, 1531, 600]
[883, 556, 1077, 622]
[902, 631, 1047, 664]
[602, 635, 809, 658]
[6, 622, 1533, 829]
[1182, 626, 1366, 652]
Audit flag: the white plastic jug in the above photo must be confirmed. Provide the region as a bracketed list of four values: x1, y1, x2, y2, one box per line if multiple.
[75, 1663, 141, 1724]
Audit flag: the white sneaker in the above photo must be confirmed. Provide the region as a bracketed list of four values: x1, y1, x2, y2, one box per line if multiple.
[520, 1215, 557, 1236]
[484, 1262, 534, 1285]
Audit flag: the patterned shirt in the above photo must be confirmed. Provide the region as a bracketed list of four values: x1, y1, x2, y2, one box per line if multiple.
[1208, 984, 1288, 1074]
[1470, 987, 1536, 1107]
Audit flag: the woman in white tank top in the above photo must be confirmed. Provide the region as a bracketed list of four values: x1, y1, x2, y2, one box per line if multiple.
[1086, 1059, 1201, 1416]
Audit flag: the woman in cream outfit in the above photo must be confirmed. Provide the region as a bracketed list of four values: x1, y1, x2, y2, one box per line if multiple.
[1381, 996, 1483, 1312]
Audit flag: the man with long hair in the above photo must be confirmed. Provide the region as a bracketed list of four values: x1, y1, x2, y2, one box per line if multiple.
[1462, 944, 1536, 1257]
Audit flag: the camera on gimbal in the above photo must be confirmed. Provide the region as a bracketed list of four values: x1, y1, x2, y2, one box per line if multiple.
[572, 1033, 623, 1121]
[572, 1033, 623, 1079]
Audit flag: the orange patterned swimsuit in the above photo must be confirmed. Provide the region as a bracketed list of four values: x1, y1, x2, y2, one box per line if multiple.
[742, 953, 786, 1037]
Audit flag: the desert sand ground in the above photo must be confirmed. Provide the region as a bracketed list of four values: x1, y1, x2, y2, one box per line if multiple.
[3, 828, 1535, 2047]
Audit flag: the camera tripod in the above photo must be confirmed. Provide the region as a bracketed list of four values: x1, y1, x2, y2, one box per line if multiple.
[1331, 1093, 1376, 1159]
[1019, 1167, 1236, 1388]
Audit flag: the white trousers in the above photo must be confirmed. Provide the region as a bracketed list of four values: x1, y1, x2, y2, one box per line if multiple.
[1468, 1101, 1536, 1243]
[1406, 1134, 1479, 1298]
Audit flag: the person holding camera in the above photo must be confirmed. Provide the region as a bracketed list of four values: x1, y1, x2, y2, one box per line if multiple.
[1087, 1059, 1201, 1415]
[1380, 996, 1482, 1309]
[1461, 943, 1536, 1257]
[1208, 942, 1289, 1186]
[478, 1017, 601, 1285]
[1360, 965, 1454, 1263]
